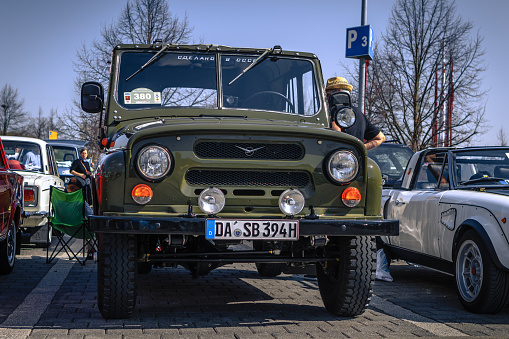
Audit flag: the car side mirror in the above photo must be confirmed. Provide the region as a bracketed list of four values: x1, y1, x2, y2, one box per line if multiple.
[81, 82, 104, 113]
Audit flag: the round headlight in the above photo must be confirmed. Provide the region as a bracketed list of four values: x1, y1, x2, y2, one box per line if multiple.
[335, 107, 356, 128]
[199, 187, 225, 215]
[137, 145, 171, 181]
[279, 188, 305, 216]
[327, 150, 359, 183]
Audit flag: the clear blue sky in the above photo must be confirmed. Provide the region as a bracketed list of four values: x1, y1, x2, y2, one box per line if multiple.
[0, 0, 507, 145]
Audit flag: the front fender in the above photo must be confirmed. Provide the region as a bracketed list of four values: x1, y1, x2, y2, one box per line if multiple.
[96, 151, 126, 214]
[365, 157, 382, 216]
[453, 217, 509, 272]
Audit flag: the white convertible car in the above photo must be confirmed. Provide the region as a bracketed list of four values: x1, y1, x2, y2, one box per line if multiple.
[381, 147, 509, 314]
[2, 136, 64, 246]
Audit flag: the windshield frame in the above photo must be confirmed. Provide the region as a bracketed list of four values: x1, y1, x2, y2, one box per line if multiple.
[114, 49, 323, 117]
[452, 148, 509, 189]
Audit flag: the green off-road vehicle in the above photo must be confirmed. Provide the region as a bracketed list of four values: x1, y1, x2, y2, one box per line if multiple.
[81, 43, 398, 319]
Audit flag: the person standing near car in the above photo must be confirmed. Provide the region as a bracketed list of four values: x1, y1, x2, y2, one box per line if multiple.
[325, 77, 385, 150]
[70, 148, 92, 204]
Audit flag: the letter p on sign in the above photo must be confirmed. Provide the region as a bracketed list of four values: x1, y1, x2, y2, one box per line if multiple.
[347, 30, 357, 49]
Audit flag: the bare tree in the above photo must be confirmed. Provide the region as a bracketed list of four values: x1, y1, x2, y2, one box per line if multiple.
[0, 84, 28, 135]
[347, 0, 487, 151]
[61, 0, 194, 152]
[497, 127, 508, 146]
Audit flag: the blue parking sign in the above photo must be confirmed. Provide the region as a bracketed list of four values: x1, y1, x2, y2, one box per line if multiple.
[345, 25, 373, 60]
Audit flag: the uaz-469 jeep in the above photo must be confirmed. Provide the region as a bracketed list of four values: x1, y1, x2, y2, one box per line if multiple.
[81, 43, 398, 319]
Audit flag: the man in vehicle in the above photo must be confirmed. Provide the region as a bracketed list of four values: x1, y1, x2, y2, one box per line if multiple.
[23, 146, 41, 170]
[326, 77, 385, 150]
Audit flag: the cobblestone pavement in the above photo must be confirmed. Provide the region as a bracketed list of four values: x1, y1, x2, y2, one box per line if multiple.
[0, 245, 508, 338]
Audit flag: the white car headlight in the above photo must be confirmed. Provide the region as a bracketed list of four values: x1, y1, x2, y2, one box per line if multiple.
[136, 145, 171, 181]
[327, 150, 359, 183]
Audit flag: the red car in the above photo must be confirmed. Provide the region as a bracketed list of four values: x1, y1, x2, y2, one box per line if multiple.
[0, 137, 23, 274]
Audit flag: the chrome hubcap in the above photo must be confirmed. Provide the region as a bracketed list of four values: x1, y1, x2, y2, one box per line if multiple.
[456, 240, 483, 302]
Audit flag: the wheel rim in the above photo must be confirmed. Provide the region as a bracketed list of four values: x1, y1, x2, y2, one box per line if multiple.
[456, 240, 483, 302]
[6, 228, 15, 266]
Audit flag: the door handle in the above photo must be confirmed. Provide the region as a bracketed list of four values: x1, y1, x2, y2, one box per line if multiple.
[395, 200, 406, 206]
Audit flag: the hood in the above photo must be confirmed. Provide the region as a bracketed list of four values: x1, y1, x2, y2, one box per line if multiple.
[109, 116, 365, 151]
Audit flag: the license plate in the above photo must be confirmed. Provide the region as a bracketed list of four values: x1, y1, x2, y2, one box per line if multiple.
[205, 219, 299, 240]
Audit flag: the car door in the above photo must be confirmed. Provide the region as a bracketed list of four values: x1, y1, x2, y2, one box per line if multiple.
[0, 143, 12, 235]
[386, 151, 448, 258]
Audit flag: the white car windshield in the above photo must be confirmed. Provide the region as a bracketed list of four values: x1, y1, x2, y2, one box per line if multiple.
[3, 141, 43, 173]
[454, 149, 509, 186]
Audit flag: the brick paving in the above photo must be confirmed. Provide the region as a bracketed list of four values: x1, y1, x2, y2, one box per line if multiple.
[0, 246, 508, 338]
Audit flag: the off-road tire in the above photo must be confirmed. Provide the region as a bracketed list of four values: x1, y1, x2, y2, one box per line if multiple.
[0, 221, 16, 274]
[255, 263, 284, 277]
[316, 236, 376, 317]
[97, 233, 137, 319]
[455, 230, 509, 313]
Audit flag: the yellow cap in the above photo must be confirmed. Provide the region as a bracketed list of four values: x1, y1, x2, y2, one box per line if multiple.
[325, 77, 353, 92]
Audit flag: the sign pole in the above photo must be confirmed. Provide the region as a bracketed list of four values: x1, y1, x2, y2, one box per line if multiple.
[358, 0, 368, 114]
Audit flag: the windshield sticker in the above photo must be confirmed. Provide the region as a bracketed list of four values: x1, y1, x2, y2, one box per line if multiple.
[124, 88, 161, 104]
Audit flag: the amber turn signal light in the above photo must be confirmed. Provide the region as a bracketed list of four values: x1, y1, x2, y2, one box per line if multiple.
[341, 187, 361, 207]
[132, 184, 153, 204]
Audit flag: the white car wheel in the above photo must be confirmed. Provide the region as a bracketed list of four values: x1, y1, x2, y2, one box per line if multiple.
[456, 238, 483, 302]
[455, 230, 509, 313]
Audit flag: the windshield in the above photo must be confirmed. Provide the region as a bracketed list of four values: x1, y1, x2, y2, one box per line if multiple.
[116, 51, 319, 115]
[3, 141, 43, 172]
[368, 145, 414, 179]
[52, 146, 77, 168]
[453, 149, 509, 187]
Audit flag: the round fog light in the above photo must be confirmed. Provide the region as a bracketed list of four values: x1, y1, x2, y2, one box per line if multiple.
[279, 188, 305, 216]
[341, 187, 361, 207]
[199, 187, 225, 215]
[132, 184, 153, 204]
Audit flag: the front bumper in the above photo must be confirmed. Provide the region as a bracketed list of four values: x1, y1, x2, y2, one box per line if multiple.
[89, 215, 399, 237]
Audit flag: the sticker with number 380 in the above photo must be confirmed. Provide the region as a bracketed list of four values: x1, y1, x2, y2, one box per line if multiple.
[124, 88, 161, 105]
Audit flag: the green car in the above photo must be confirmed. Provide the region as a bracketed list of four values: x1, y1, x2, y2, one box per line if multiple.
[81, 43, 398, 319]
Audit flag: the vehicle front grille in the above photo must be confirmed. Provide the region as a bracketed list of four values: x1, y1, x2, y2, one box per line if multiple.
[194, 142, 303, 160]
[185, 170, 310, 187]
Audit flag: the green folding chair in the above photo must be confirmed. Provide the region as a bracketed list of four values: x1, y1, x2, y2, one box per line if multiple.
[46, 186, 96, 265]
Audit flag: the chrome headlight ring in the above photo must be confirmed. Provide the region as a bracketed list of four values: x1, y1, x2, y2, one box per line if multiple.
[327, 150, 359, 184]
[136, 145, 172, 181]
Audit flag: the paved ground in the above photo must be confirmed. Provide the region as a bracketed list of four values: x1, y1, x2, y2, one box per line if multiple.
[0, 244, 508, 338]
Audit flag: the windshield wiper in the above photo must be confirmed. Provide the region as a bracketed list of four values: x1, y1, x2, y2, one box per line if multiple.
[460, 176, 508, 185]
[125, 44, 171, 82]
[228, 48, 272, 86]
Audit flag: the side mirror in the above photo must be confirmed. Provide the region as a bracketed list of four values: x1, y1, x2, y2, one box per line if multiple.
[81, 82, 104, 113]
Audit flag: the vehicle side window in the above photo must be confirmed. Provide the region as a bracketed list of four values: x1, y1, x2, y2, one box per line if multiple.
[414, 152, 448, 189]
[47, 146, 56, 176]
